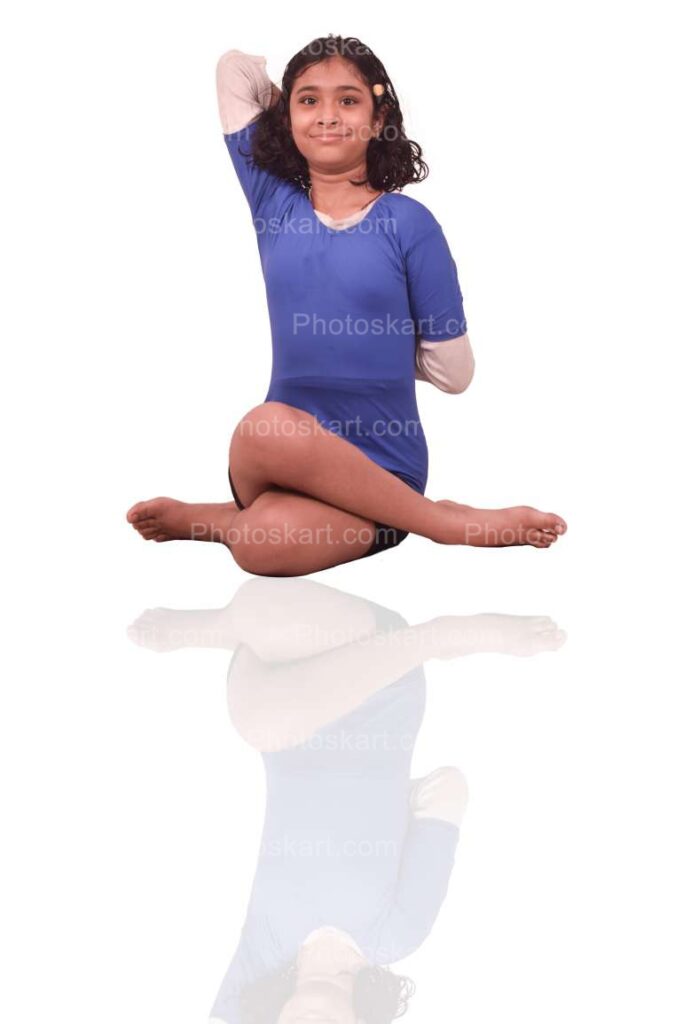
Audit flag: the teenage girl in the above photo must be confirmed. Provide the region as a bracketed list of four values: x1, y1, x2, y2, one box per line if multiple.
[127, 35, 567, 575]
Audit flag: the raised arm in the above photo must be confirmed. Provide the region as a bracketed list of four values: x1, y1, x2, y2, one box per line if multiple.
[216, 48, 279, 135]
[216, 50, 292, 221]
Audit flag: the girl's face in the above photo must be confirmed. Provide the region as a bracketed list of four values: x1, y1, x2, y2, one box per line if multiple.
[289, 55, 384, 172]
[276, 931, 367, 1023]
[276, 979, 357, 1024]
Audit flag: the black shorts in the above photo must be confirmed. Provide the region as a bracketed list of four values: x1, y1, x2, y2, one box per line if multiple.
[227, 466, 412, 558]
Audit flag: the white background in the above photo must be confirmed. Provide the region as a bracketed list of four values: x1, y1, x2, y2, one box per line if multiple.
[2, 2, 681, 1021]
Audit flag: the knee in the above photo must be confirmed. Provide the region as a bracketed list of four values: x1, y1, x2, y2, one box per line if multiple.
[229, 402, 314, 468]
[228, 495, 301, 577]
[230, 544, 285, 577]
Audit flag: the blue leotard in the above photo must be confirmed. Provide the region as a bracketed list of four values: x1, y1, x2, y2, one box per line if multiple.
[224, 121, 468, 494]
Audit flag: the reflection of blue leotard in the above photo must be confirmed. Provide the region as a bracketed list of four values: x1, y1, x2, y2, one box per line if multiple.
[210, 603, 460, 1023]
[224, 122, 468, 494]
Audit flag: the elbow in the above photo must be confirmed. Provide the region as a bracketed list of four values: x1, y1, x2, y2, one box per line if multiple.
[216, 48, 239, 76]
[216, 47, 243, 66]
[444, 356, 476, 395]
[416, 332, 475, 394]
[216, 48, 253, 90]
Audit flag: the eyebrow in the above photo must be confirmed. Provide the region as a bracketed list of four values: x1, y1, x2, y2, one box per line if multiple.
[294, 84, 365, 96]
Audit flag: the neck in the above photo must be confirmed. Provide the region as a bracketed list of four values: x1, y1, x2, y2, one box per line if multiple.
[297, 927, 369, 979]
[308, 163, 382, 217]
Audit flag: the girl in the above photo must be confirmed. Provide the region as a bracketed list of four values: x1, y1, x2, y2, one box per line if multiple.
[127, 35, 567, 574]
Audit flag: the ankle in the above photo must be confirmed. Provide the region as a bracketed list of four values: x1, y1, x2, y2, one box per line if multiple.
[430, 502, 468, 545]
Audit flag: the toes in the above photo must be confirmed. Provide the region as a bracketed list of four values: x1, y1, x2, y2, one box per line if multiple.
[528, 529, 553, 548]
[127, 503, 150, 524]
[127, 503, 143, 523]
[127, 500, 162, 524]
[139, 526, 160, 539]
[131, 515, 157, 530]
[545, 514, 567, 535]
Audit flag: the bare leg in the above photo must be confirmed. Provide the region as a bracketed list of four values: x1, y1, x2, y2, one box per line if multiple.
[127, 488, 388, 573]
[227, 402, 567, 547]
[126, 400, 567, 557]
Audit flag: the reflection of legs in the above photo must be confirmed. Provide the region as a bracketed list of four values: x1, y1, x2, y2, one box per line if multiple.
[228, 402, 567, 547]
[227, 615, 457, 750]
[224, 610, 566, 751]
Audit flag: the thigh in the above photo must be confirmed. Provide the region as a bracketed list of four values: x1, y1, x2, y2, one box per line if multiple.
[228, 401, 316, 508]
[228, 489, 379, 576]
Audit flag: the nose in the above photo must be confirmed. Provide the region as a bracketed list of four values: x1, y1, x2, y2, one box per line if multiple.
[317, 111, 339, 127]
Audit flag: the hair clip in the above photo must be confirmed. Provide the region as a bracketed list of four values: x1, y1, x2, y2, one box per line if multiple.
[372, 83, 385, 97]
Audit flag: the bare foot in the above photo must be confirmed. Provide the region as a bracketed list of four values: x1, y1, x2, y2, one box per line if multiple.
[434, 500, 567, 548]
[428, 613, 567, 657]
[126, 497, 239, 544]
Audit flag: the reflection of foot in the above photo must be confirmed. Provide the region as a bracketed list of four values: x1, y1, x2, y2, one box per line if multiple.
[126, 497, 239, 544]
[429, 613, 567, 659]
[435, 500, 567, 548]
[410, 766, 469, 827]
[127, 607, 227, 652]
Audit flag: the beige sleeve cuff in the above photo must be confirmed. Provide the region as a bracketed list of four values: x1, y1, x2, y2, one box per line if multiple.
[216, 49, 274, 134]
[415, 333, 475, 393]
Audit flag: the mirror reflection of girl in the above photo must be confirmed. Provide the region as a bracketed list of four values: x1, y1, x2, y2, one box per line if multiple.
[125, 577, 564, 1022]
[127, 36, 567, 574]
[210, 598, 468, 1024]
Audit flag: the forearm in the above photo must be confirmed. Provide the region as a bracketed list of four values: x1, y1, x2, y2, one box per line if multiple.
[415, 332, 475, 393]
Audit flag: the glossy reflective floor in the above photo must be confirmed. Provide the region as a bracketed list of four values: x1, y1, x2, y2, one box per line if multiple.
[6, 555, 680, 1023]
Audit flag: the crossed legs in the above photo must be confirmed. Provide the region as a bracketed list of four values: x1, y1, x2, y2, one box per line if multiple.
[127, 401, 567, 575]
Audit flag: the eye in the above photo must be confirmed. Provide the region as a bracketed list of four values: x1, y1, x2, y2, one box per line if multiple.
[298, 96, 359, 105]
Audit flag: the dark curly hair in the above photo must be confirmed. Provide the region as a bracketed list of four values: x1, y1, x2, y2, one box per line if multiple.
[239, 959, 416, 1023]
[245, 33, 429, 195]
